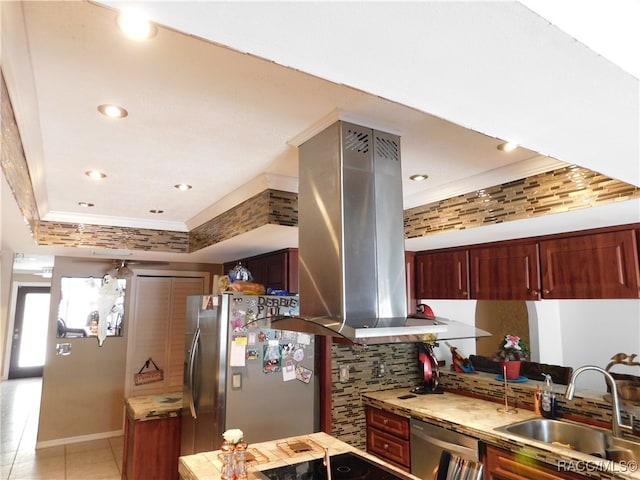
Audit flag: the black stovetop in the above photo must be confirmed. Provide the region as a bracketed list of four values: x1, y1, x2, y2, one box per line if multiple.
[255, 452, 412, 480]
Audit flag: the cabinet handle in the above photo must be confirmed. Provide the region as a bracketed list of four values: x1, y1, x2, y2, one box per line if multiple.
[383, 419, 388, 425]
[543, 289, 550, 295]
[383, 443, 389, 450]
[530, 289, 539, 296]
[459, 290, 467, 296]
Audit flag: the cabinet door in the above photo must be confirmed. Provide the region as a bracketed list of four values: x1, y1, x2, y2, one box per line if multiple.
[263, 253, 288, 291]
[166, 278, 206, 390]
[416, 250, 469, 299]
[485, 446, 586, 480]
[242, 249, 299, 292]
[540, 230, 640, 298]
[365, 407, 411, 470]
[366, 427, 411, 469]
[470, 244, 540, 300]
[129, 277, 204, 396]
[245, 257, 266, 285]
[124, 415, 181, 480]
[405, 252, 416, 313]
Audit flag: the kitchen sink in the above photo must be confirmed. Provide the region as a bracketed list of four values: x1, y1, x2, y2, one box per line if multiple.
[495, 418, 640, 462]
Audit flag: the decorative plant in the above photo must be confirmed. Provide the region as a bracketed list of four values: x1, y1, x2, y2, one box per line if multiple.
[494, 335, 529, 361]
[222, 428, 244, 445]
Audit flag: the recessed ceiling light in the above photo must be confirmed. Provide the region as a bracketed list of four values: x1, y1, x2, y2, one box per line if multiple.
[85, 170, 107, 180]
[174, 184, 192, 191]
[497, 142, 518, 152]
[117, 8, 157, 41]
[78, 202, 95, 208]
[409, 174, 429, 182]
[149, 209, 164, 214]
[98, 104, 128, 118]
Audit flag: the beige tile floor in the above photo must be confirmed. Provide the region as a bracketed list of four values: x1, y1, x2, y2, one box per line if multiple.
[1, 378, 123, 480]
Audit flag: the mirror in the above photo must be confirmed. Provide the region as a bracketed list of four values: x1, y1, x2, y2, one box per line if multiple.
[57, 275, 126, 344]
[430, 298, 640, 393]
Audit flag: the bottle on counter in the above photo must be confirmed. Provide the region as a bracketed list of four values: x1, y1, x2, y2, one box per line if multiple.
[541, 374, 556, 419]
[234, 441, 248, 480]
[220, 441, 235, 480]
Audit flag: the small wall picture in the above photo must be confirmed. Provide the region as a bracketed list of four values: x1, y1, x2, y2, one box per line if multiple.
[246, 349, 259, 361]
[263, 344, 281, 373]
[295, 365, 312, 384]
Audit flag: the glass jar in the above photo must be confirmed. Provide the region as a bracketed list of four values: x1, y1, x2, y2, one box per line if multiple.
[220, 440, 235, 480]
[234, 441, 248, 480]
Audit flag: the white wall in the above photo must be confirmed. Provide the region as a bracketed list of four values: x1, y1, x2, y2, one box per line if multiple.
[528, 301, 564, 366]
[551, 300, 640, 391]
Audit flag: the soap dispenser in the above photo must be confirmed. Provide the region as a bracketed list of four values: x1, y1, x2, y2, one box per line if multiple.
[533, 385, 542, 417]
[541, 374, 556, 419]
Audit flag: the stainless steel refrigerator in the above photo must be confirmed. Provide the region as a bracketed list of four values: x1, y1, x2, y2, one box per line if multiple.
[181, 293, 317, 455]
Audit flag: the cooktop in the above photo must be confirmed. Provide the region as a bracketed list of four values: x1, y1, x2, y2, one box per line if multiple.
[254, 452, 413, 480]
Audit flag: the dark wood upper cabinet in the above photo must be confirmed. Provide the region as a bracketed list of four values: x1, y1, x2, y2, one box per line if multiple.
[415, 250, 470, 299]
[469, 243, 541, 300]
[414, 224, 640, 301]
[224, 248, 299, 293]
[405, 251, 417, 311]
[539, 229, 640, 298]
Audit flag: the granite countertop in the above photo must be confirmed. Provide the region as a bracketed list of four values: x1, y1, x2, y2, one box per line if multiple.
[125, 392, 184, 421]
[179, 431, 420, 480]
[362, 388, 640, 480]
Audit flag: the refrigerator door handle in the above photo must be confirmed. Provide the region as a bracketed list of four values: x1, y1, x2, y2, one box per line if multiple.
[187, 327, 201, 419]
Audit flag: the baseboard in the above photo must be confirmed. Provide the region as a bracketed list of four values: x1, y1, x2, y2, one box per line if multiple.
[36, 429, 124, 449]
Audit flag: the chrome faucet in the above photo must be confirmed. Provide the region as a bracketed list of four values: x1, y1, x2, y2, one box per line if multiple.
[565, 365, 633, 438]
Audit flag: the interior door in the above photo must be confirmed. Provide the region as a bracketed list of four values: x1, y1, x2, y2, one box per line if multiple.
[9, 286, 51, 378]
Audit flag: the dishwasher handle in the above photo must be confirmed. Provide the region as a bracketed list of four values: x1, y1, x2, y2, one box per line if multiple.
[417, 434, 478, 460]
[410, 422, 479, 461]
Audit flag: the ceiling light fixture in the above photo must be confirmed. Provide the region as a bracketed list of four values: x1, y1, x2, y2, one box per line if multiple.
[85, 170, 107, 180]
[98, 104, 128, 118]
[109, 260, 134, 279]
[174, 184, 192, 191]
[117, 8, 157, 41]
[497, 141, 518, 152]
[92, 249, 132, 257]
[409, 174, 429, 182]
[78, 202, 95, 207]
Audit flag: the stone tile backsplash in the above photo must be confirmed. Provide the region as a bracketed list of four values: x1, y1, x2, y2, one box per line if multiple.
[329, 346, 637, 450]
[331, 343, 421, 450]
[404, 165, 639, 239]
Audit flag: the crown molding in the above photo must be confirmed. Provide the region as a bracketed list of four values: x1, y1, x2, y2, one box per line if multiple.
[42, 211, 188, 232]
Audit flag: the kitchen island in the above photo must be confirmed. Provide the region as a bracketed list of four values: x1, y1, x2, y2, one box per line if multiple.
[179, 431, 420, 480]
[124, 393, 183, 480]
[363, 388, 640, 480]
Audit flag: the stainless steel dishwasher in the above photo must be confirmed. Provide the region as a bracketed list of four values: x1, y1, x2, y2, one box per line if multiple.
[410, 418, 481, 479]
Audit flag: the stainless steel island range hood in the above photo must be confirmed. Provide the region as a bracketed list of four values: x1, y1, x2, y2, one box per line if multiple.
[274, 121, 489, 345]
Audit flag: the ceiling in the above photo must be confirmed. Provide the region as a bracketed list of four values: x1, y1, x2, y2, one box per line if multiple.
[2, 1, 638, 276]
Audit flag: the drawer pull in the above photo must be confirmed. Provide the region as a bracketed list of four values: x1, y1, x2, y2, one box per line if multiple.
[383, 419, 388, 425]
[383, 443, 389, 450]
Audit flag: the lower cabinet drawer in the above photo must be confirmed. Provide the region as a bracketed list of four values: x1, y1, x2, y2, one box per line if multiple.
[366, 406, 410, 439]
[366, 427, 411, 469]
